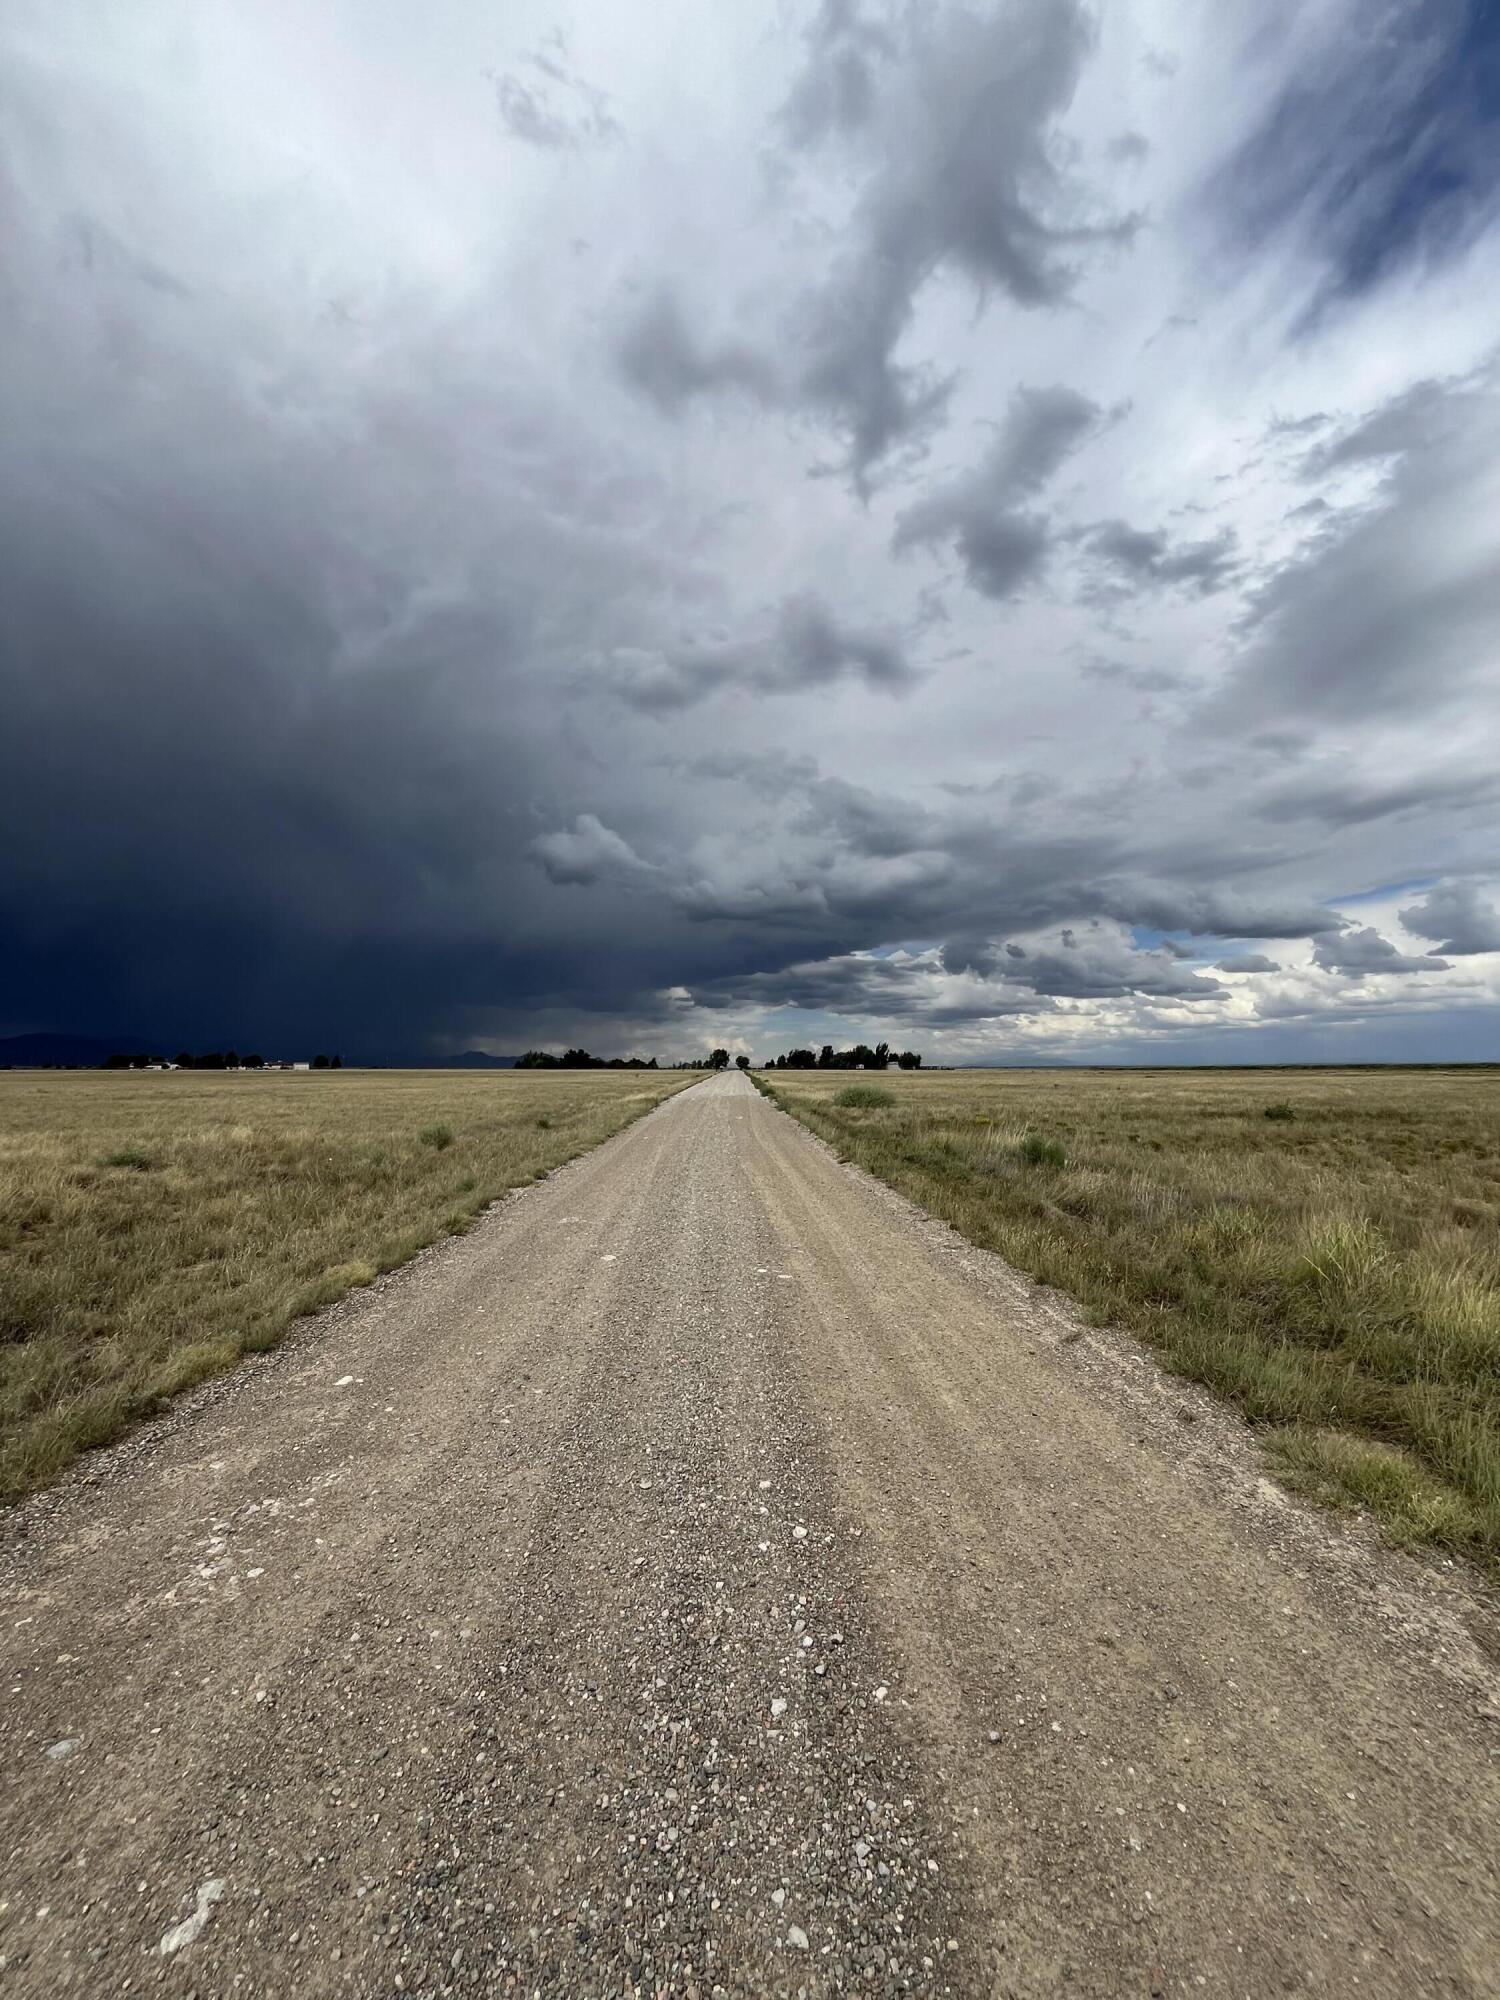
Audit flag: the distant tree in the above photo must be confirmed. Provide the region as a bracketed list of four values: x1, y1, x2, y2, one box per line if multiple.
[243, 1053, 264, 1068]
[312, 1053, 329, 1069]
[874, 1041, 890, 1069]
[896, 1050, 922, 1069]
[175, 1051, 193, 1070]
[226, 1050, 240, 1069]
[786, 1048, 817, 1069]
[331, 1054, 343, 1069]
[103, 1052, 132, 1069]
[735, 1053, 750, 1071]
[775, 1054, 787, 1069]
[709, 1048, 730, 1070]
[818, 1044, 834, 1068]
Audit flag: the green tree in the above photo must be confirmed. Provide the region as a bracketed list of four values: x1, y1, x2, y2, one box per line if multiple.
[709, 1048, 730, 1070]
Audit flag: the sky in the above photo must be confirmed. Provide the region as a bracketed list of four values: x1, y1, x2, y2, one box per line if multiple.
[3, 0, 1499, 1064]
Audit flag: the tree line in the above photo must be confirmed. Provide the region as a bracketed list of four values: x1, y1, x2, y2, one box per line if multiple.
[516, 1049, 660, 1069]
[763, 1042, 921, 1070]
[685, 1043, 922, 1071]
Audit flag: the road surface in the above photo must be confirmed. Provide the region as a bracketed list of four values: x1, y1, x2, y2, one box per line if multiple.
[3, 1070, 1497, 1997]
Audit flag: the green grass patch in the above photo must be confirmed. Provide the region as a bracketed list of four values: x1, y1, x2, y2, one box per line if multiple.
[832, 1084, 896, 1109]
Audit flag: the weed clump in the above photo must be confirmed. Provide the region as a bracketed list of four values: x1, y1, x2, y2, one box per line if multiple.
[1264, 1102, 1296, 1121]
[99, 1147, 154, 1171]
[833, 1084, 895, 1110]
[418, 1123, 455, 1151]
[1016, 1133, 1067, 1170]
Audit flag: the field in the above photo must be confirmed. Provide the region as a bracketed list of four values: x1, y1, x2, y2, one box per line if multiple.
[0, 1068, 695, 1501]
[759, 1067, 1500, 1565]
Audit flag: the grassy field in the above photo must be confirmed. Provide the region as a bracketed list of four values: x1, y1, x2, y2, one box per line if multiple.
[0, 1068, 694, 1501]
[759, 1067, 1500, 1566]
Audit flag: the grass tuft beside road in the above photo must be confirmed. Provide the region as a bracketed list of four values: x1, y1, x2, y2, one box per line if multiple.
[757, 1067, 1500, 1566]
[0, 1068, 694, 1501]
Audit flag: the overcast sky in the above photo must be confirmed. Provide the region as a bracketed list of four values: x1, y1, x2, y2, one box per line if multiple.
[4, 0, 1499, 1062]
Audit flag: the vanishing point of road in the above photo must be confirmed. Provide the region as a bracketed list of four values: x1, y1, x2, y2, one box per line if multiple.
[3, 1071, 1497, 1997]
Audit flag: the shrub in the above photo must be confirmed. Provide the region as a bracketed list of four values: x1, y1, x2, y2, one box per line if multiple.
[833, 1085, 895, 1110]
[100, 1147, 154, 1171]
[1265, 1102, 1296, 1121]
[418, 1123, 455, 1151]
[1016, 1133, 1066, 1170]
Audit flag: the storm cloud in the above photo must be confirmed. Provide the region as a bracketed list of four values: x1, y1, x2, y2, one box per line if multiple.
[894, 385, 1102, 597]
[3, 0, 1498, 1065]
[1400, 881, 1500, 957]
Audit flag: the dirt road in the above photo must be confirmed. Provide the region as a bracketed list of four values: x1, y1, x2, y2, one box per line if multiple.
[3, 1071, 1497, 1997]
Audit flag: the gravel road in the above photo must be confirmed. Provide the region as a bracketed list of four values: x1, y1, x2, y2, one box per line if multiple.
[3, 1070, 1498, 1997]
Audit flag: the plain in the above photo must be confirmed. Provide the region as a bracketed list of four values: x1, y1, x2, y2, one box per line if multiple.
[758, 1065, 1500, 1566]
[0, 1067, 694, 1501]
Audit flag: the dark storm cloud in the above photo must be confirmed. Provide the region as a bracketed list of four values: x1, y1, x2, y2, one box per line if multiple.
[621, 0, 1129, 482]
[614, 290, 781, 413]
[1209, 364, 1500, 727]
[0, 42, 825, 1054]
[1080, 519, 1240, 595]
[894, 385, 1102, 597]
[7, 1, 1497, 1067]
[1216, 953, 1282, 974]
[592, 750, 1342, 963]
[686, 944, 1058, 1030]
[691, 919, 1225, 1028]
[1399, 881, 1500, 954]
[610, 594, 917, 710]
[1311, 927, 1451, 978]
[1211, 0, 1500, 306]
[1004, 930, 1224, 1001]
[529, 816, 655, 888]
[1092, 881, 1334, 941]
[940, 935, 1004, 978]
[1251, 761, 1500, 829]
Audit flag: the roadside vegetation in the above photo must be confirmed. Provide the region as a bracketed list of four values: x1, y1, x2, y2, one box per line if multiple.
[0, 1068, 693, 1500]
[757, 1066, 1500, 1566]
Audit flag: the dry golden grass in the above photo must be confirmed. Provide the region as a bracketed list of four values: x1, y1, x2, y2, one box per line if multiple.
[760, 1066, 1500, 1565]
[0, 1068, 694, 1500]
